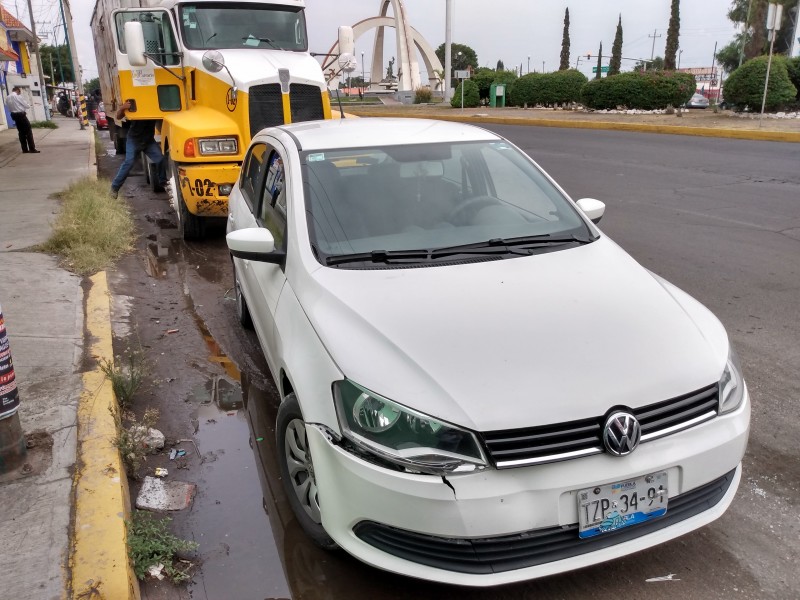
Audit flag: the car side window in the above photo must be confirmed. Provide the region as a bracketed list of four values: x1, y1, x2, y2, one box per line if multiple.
[240, 143, 267, 212]
[258, 149, 287, 250]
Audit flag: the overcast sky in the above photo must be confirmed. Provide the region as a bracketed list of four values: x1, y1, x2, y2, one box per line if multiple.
[16, 0, 745, 82]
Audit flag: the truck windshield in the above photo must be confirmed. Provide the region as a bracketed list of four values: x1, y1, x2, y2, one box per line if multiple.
[179, 3, 307, 51]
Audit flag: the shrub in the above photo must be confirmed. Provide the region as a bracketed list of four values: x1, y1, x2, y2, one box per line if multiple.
[509, 73, 545, 106]
[723, 56, 797, 111]
[785, 56, 800, 100]
[451, 79, 480, 108]
[414, 87, 433, 104]
[127, 511, 198, 584]
[30, 120, 58, 129]
[541, 69, 588, 105]
[581, 71, 696, 110]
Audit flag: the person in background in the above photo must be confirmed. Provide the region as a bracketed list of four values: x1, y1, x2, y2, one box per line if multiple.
[4, 86, 39, 154]
[110, 100, 166, 198]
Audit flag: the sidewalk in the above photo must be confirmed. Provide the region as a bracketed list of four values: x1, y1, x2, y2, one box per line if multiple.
[0, 116, 133, 599]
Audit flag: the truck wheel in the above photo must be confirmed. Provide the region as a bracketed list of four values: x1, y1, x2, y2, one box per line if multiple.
[149, 162, 165, 193]
[170, 160, 205, 241]
[115, 135, 125, 155]
[276, 394, 337, 550]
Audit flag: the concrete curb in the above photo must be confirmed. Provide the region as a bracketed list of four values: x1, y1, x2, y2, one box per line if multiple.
[346, 109, 800, 143]
[70, 271, 140, 600]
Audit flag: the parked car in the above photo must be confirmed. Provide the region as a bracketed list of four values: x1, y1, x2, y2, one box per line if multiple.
[686, 93, 710, 109]
[93, 101, 108, 129]
[225, 118, 750, 586]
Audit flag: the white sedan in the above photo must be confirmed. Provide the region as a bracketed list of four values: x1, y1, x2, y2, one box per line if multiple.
[226, 118, 750, 586]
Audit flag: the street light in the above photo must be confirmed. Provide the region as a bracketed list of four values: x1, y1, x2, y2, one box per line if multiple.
[527, 55, 530, 74]
[678, 49, 683, 70]
[542, 60, 545, 73]
[361, 51, 365, 93]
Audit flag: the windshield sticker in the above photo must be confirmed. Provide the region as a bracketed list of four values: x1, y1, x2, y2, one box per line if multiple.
[308, 153, 325, 162]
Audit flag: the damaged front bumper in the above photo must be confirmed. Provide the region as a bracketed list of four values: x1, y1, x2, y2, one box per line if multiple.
[305, 394, 748, 586]
[175, 163, 241, 217]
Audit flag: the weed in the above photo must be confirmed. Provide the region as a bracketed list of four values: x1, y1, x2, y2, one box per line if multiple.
[41, 176, 135, 274]
[127, 511, 198, 584]
[30, 120, 58, 129]
[111, 407, 159, 476]
[100, 350, 147, 408]
[414, 87, 433, 104]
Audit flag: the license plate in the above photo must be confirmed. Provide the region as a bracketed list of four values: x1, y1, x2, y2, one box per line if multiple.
[577, 471, 668, 539]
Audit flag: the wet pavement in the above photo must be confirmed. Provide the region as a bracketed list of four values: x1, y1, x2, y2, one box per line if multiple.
[97, 126, 799, 599]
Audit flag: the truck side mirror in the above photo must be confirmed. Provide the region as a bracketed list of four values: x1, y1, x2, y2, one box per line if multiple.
[124, 21, 148, 67]
[338, 26, 354, 58]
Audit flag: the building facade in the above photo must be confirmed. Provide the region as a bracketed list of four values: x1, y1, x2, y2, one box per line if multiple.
[1, 5, 47, 131]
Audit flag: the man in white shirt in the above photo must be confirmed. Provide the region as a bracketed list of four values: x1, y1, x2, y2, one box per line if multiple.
[4, 86, 39, 153]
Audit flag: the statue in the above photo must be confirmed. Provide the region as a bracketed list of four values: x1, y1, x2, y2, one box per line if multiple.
[386, 57, 395, 79]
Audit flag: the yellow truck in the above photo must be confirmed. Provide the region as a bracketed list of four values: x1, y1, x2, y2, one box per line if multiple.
[90, 0, 339, 239]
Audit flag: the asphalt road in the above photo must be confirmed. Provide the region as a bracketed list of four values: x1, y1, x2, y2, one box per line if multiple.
[107, 126, 800, 599]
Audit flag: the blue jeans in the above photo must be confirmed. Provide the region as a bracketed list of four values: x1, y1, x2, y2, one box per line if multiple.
[111, 136, 167, 191]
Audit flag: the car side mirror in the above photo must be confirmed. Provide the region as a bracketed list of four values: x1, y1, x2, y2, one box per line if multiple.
[226, 228, 285, 264]
[124, 21, 148, 67]
[576, 198, 606, 224]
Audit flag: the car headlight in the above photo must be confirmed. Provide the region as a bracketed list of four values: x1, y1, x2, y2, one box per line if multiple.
[719, 348, 745, 415]
[334, 379, 487, 475]
[198, 137, 238, 155]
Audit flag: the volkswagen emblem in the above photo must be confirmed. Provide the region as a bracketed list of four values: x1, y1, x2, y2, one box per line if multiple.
[603, 411, 641, 456]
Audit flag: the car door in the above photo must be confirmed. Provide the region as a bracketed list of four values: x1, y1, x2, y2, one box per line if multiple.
[247, 141, 290, 368]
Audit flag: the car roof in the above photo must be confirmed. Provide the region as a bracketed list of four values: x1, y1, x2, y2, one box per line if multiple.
[270, 118, 501, 151]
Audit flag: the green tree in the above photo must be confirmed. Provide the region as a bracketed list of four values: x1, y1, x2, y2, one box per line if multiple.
[595, 42, 603, 80]
[634, 56, 665, 72]
[609, 15, 623, 76]
[559, 8, 571, 71]
[664, 0, 680, 70]
[723, 55, 797, 109]
[83, 77, 100, 94]
[496, 59, 505, 71]
[727, 0, 797, 61]
[435, 42, 479, 71]
[716, 34, 747, 74]
[472, 68, 517, 103]
[40, 44, 74, 84]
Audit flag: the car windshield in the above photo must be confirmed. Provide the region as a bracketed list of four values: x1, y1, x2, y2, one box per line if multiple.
[179, 3, 307, 51]
[303, 141, 593, 264]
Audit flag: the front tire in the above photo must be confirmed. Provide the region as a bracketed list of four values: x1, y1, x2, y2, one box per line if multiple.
[276, 394, 336, 550]
[170, 158, 205, 241]
[233, 264, 253, 329]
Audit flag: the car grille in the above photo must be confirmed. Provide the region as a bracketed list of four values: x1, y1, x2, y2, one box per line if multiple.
[289, 84, 325, 123]
[482, 384, 719, 468]
[248, 84, 325, 138]
[353, 469, 735, 575]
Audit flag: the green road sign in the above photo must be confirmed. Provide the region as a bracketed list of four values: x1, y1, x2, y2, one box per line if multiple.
[592, 66, 610, 73]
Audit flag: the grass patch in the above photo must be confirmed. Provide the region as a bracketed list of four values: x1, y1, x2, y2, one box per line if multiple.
[128, 511, 198, 584]
[41, 177, 135, 274]
[30, 120, 58, 129]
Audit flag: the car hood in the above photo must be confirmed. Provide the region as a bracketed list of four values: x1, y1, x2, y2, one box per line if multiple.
[299, 238, 729, 432]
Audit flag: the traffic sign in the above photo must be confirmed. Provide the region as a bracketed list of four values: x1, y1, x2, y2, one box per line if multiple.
[592, 66, 610, 73]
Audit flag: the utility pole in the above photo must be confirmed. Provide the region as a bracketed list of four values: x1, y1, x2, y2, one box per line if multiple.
[790, 0, 800, 57]
[444, 0, 453, 102]
[710, 41, 718, 102]
[760, 3, 784, 126]
[25, 0, 50, 119]
[59, 0, 86, 129]
[649, 29, 662, 70]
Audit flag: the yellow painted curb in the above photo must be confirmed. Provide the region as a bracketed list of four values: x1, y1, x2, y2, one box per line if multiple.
[70, 272, 140, 600]
[347, 109, 800, 143]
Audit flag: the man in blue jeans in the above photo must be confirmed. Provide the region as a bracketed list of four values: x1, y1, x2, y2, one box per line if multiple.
[110, 100, 167, 198]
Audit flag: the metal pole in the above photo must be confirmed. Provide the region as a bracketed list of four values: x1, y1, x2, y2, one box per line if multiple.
[759, 30, 777, 126]
[461, 75, 464, 111]
[527, 56, 530, 74]
[444, 0, 453, 102]
[25, 0, 50, 120]
[790, 0, 800, 57]
[710, 41, 718, 102]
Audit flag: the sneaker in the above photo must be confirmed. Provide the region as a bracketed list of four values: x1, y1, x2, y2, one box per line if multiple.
[110, 188, 119, 199]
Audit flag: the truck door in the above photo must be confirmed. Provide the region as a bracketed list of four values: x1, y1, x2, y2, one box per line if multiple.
[112, 9, 184, 118]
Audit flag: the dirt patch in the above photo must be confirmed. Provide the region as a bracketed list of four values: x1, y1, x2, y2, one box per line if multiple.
[0, 429, 54, 484]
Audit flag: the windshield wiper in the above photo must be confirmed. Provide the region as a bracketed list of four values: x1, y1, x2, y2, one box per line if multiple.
[243, 36, 284, 50]
[431, 234, 594, 258]
[325, 249, 431, 266]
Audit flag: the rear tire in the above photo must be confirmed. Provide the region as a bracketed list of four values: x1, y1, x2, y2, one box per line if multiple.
[170, 159, 205, 241]
[276, 394, 337, 550]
